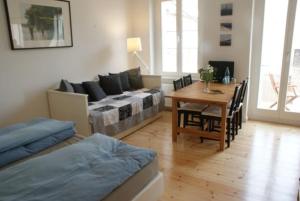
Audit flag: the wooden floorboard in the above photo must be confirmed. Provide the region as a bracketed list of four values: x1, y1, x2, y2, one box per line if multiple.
[123, 111, 300, 201]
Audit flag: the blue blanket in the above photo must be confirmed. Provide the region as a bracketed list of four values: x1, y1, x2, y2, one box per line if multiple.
[0, 128, 75, 167]
[0, 133, 156, 201]
[0, 118, 75, 153]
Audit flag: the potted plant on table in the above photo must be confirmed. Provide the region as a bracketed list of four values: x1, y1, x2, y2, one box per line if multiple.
[199, 65, 214, 93]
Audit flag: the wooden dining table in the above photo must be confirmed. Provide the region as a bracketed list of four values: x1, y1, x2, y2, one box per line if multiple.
[166, 81, 237, 151]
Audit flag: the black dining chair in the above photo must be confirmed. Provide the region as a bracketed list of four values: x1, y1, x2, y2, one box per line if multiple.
[183, 74, 193, 86]
[237, 79, 248, 129]
[173, 78, 185, 130]
[173, 78, 207, 129]
[200, 84, 243, 147]
[173, 78, 184, 91]
[183, 74, 208, 125]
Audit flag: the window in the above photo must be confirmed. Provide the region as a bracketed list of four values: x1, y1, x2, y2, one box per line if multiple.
[161, 0, 177, 72]
[161, 0, 198, 75]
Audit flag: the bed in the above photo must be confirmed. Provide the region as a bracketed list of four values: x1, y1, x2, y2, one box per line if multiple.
[0, 118, 76, 168]
[0, 133, 164, 201]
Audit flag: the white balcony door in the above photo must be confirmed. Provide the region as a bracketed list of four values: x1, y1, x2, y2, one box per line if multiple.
[160, 0, 199, 76]
[249, 0, 300, 125]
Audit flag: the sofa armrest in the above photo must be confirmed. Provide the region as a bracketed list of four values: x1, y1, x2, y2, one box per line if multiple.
[47, 89, 91, 136]
[142, 75, 162, 89]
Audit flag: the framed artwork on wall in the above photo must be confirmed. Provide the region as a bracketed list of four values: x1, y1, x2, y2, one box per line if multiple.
[220, 3, 233, 16]
[220, 3, 233, 47]
[4, 0, 73, 50]
[220, 23, 232, 32]
[220, 34, 231, 46]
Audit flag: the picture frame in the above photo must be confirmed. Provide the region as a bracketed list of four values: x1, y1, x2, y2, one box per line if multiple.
[4, 0, 73, 50]
[220, 23, 232, 32]
[220, 34, 232, 46]
[220, 3, 233, 16]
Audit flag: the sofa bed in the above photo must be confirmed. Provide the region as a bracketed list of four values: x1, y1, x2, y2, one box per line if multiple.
[48, 68, 164, 138]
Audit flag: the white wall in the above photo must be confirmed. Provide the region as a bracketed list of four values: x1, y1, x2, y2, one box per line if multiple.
[127, 0, 155, 74]
[0, 0, 130, 127]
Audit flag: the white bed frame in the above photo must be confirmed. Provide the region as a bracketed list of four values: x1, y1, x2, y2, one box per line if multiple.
[47, 75, 162, 138]
[132, 172, 164, 201]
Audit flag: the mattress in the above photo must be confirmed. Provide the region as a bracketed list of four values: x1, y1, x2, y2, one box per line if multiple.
[0, 128, 75, 168]
[0, 133, 157, 201]
[103, 156, 159, 201]
[0, 118, 75, 167]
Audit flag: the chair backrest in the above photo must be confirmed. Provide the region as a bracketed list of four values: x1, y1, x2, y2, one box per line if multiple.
[235, 81, 247, 111]
[173, 78, 184, 108]
[173, 78, 184, 91]
[183, 74, 192, 86]
[240, 79, 248, 103]
[269, 73, 279, 94]
[228, 85, 242, 116]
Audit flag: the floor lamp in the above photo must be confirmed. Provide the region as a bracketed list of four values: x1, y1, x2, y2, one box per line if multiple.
[127, 37, 150, 74]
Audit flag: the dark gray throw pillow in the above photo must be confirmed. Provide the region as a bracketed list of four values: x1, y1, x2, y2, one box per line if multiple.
[126, 67, 144, 90]
[98, 75, 123, 95]
[71, 83, 92, 102]
[109, 71, 131, 91]
[59, 79, 74, 92]
[99, 75, 123, 95]
[82, 81, 106, 102]
[71, 83, 87, 94]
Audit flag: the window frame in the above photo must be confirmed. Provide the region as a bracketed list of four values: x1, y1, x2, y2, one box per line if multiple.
[158, 0, 200, 78]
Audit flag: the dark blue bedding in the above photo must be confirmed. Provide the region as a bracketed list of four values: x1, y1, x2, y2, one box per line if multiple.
[0, 133, 156, 201]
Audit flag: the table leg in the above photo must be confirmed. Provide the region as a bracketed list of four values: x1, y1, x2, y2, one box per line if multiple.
[219, 104, 227, 151]
[172, 99, 178, 142]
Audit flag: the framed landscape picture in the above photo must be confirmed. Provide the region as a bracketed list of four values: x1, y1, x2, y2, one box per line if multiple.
[4, 0, 73, 50]
[220, 23, 232, 32]
[220, 3, 233, 16]
[220, 34, 231, 46]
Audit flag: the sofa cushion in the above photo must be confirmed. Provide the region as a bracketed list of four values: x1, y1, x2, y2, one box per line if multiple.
[71, 83, 87, 94]
[126, 67, 144, 90]
[71, 83, 92, 102]
[99, 75, 123, 95]
[59, 80, 74, 92]
[109, 72, 131, 91]
[82, 81, 107, 102]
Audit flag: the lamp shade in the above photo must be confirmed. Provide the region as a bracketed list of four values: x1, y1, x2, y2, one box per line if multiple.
[127, 37, 142, 53]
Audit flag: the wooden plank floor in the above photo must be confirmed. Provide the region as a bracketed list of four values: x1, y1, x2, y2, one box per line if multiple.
[123, 112, 300, 201]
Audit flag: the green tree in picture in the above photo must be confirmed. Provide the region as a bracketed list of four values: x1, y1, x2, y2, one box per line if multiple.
[25, 5, 63, 40]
